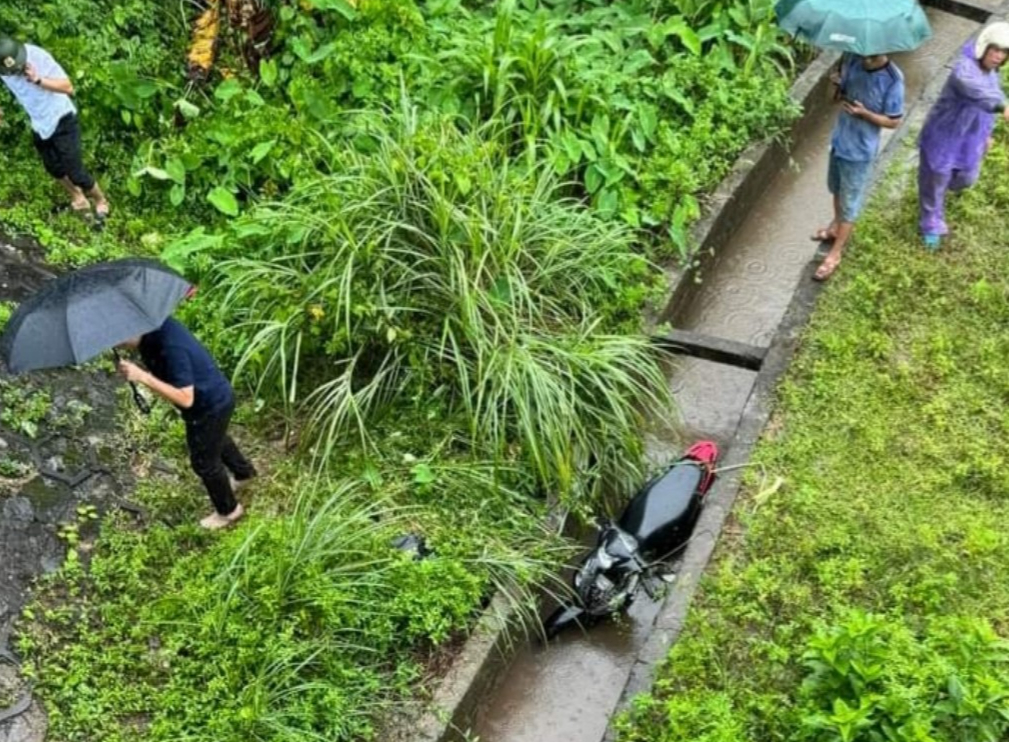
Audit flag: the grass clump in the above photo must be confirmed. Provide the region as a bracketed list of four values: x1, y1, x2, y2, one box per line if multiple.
[614, 136, 1009, 742]
[182, 110, 669, 499]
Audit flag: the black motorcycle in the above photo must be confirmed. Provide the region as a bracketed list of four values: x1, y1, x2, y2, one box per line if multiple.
[544, 441, 718, 638]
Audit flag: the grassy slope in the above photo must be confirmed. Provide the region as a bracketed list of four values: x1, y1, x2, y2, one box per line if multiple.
[616, 134, 1009, 741]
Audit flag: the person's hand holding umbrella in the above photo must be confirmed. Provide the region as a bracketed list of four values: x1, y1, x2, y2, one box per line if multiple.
[117, 356, 196, 411]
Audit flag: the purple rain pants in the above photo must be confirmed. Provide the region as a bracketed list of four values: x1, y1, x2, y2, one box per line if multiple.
[918, 159, 981, 236]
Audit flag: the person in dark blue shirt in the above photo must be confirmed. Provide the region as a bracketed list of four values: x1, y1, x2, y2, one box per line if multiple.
[117, 318, 256, 529]
[812, 53, 905, 281]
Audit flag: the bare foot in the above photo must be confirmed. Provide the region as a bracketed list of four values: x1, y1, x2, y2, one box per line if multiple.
[200, 503, 245, 530]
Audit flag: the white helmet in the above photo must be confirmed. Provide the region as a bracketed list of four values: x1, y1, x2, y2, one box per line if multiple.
[975, 22, 1009, 60]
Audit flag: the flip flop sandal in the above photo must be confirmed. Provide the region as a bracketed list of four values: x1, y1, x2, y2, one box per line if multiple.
[810, 228, 837, 243]
[813, 258, 840, 282]
[53, 203, 94, 221]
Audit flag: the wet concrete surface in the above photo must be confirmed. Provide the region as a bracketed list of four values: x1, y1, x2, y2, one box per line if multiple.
[470, 9, 980, 742]
[0, 235, 133, 742]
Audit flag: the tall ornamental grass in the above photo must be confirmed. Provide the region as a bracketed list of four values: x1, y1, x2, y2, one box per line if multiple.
[191, 109, 672, 499]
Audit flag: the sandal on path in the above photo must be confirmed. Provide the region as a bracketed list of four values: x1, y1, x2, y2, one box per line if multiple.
[52, 200, 94, 222]
[811, 227, 837, 243]
[813, 256, 840, 282]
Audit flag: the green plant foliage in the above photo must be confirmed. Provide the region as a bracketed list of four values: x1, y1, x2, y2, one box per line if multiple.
[20, 459, 564, 742]
[0, 379, 52, 438]
[174, 110, 671, 499]
[614, 134, 1009, 741]
[0, 0, 799, 737]
[797, 612, 1009, 742]
[431, 0, 798, 255]
[0, 0, 797, 267]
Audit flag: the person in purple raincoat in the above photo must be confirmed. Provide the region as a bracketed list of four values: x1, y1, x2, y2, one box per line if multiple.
[918, 23, 1009, 249]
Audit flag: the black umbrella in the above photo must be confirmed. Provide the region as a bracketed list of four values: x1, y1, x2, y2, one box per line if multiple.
[0, 258, 194, 411]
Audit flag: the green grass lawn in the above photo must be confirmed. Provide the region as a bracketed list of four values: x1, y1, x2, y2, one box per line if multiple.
[615, 135, 1009, 742]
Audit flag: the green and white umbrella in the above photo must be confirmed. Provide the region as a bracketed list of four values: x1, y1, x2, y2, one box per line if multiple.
[775, 0, 932, 55]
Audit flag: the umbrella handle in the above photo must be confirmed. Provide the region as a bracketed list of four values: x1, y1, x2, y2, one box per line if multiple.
[112, 349, 151, 416]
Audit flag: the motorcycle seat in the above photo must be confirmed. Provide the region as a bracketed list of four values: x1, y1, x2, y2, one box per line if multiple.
[618, 462, 703, 557]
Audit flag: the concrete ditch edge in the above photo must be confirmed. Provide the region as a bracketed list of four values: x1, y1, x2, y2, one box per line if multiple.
[400, 45, 853, 742]
[601, 4, 1009, 740]
[654, 48, 839, 329]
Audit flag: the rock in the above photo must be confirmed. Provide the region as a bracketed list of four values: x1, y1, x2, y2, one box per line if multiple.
[0, 500, 32, 523]
[0, 699, 47, 742]
[0, 440, 8, 451]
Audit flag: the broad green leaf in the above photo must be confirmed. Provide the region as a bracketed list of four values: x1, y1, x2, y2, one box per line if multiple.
[631, 127, 646, 153]
[639, 103, 658, 140]
[624, 49, 656, 74]
[214, 78, 243, 103]
[411, 463, 437, 485]
[161, 227, 225, 271]
[245, 88, 266, 107]
[597, 188, 619, 214]
[174, 99, 201, 119]
[259, 59, 278, 87]
[207, 186, 239, 217]
[311, 0, 358, 20]
[169, 183, 186, 207]
[585, 164, 603, 194]
[137, 166, 170, 181]
[591, 113, 610, 152]
[132, 80, 158, 99]
[664, 20, 702, 56]
[165, 158, 186, 185]
[292, 37, 338, 64]
[249, 140, 276, 164]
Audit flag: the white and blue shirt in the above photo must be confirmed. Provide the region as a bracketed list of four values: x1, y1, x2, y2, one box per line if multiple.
[1, 44, 76, 140]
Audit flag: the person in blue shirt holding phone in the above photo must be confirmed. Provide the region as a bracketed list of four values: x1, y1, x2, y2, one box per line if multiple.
[812, 53, 905, 281]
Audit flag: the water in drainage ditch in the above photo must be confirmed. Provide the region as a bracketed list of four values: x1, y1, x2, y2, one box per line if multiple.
[469, 9, 979, 742]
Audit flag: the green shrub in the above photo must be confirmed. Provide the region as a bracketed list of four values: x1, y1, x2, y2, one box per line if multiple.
[169, 110, 670, 499]
[798, 612, 1009, 742]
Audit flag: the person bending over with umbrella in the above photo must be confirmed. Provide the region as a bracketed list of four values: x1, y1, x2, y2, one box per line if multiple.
[812, 53, 905, 281]
[117, 318, 257, 529]
[0, 37, 111, 223]
[918, 23, 1009, 250]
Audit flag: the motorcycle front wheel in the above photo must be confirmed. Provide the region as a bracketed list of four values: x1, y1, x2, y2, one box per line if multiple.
[581, 571, 639, 618]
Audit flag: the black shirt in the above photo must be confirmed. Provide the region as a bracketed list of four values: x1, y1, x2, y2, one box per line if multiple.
[139, 318, 233, 420]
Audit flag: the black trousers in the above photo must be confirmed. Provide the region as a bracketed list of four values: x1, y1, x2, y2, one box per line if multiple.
[32, 113, 95, 191]
[184, 401, 256, 515]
